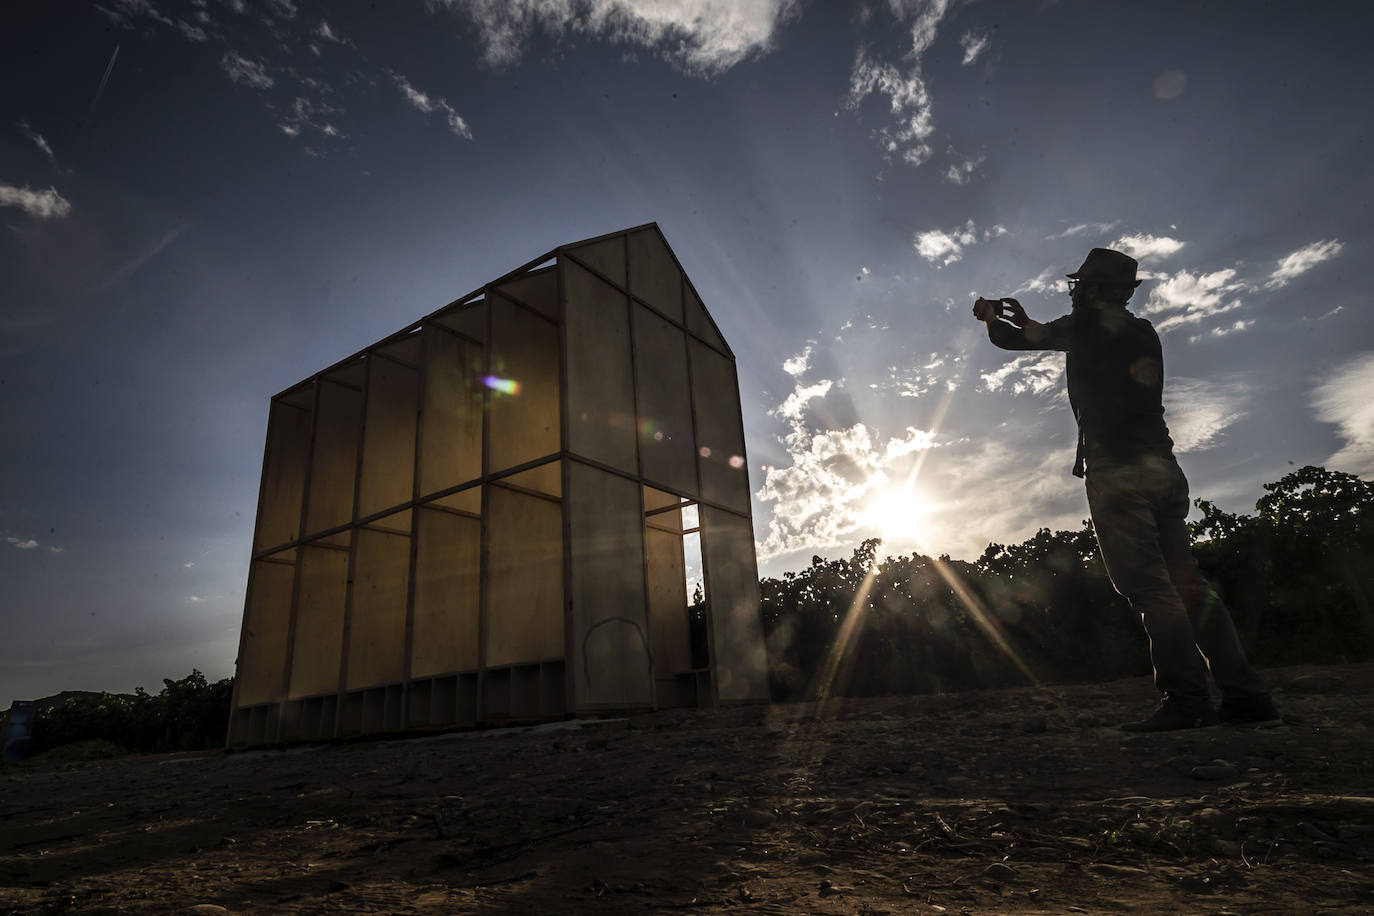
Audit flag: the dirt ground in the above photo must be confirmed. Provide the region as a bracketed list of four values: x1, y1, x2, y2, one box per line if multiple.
[3, 663, 1372, 915]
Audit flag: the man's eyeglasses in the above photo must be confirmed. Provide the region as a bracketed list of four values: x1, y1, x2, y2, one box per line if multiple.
[1065, 278, 1081, 294]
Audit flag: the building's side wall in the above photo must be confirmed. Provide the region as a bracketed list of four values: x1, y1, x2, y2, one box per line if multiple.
[231, 227, 766, 746]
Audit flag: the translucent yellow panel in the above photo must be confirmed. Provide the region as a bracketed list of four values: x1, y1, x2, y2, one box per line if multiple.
[419, 325, 483, 499]
[496, 461, 561, 499]
[378, 331, 422, 366]
[632, 304, 696, 495]
[357, 357, 418, 518]
[289, 544, 350, 698]
[563, 259, 637, 473]
[488, 294, 560, 473]
[236, 557, 296, 706]
[486, 485, 563, 667]
[412, 506, 480, 676]
[700, 506, 768, 701]
[567, 461, 652, 707]
[495, 266, 558, 321]
[346, 525, 410, 689]
[643, 485, 681, 515]
[689, 340, 751, 513]
[628, 229, 683, 323]
[432, 486, 481, 514]
[685, 283, 728, 354]
[254, 399, 312, 552]
[646, 527, 693, 676]
[433, 302, 487, 342]
[304, 378, 362, 536]
[568, 236, 626, 288]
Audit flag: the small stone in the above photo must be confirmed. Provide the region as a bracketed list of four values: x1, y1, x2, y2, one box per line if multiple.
[983, 862, 1018, 882]
[186, 907, 230, 915]
[743, 808, 777, 827]
[1020, 717, 1048, 735]
[1190, 764, 1239, 781]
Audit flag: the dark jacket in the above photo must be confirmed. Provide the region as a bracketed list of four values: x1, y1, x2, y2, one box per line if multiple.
[988, 305, 1175, 476]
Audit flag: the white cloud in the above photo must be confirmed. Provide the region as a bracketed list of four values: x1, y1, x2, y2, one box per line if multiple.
[314, 19, 351, 46]
[980, 353, 1064, 397]
[959, 30, 988, 65]
[1045, 220, 1120, 240]
[446, 0, 800, 76]
[1312, 351, 1374, 477]
[221, 51, 273, 89]
[1188, 318, 1255, 344]
[1265, 239, 1343, 289]
[1110, 233, 1185, 261]
[7, 537, 40, 550]
[781, 343, 814, 377]
[944, 150, 984, 185]
[1142, 268, 1246, 334]
[0, 183, 71, 218]
[268, 0, 298, 19]
[391, 73, 473, 139]
[846, 0, 954, 168]
[18, 121, 57, 167]
[914, 219, 977, 266]
[773, 379, 832, 422]
[756, 407, 937, 559]
[1013, 266, 1060, 297]
[1162, 377, 1249, 452]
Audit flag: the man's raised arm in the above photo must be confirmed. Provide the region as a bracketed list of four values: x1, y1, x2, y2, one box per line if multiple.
[972, 296, 1071, 351]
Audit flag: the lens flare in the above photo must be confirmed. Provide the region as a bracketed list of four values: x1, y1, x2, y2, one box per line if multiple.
[481, 375, 520, 395]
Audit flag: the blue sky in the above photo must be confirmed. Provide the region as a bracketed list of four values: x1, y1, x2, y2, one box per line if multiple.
[2, 0, 1370, 705]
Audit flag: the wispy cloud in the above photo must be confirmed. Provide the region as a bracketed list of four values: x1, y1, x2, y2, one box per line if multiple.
[1265, 239, 1343, 289]
[1312, 351, 1374, 477]
[313, 19, 352, 48]
[959, 30, 989, 65]
[980, 352, 1064, 397]
[274, 96, 343, 140]
[1162, 376, 1249, 452]
[17, 121, 58, 168]
[1142, 268, 1246, 334]
[913, 218, 1006, 266]
[97, 0, 214, 45]
[0, 183, 71, 218]
[1110, 233, 1185, 261]
[1045, 220, 1120, 240]
[1013, 266, 1060, 297]
[944, 148, 985, 185]
[444, 0, 800, 76]
[1188, 318, 1255, 344]
[390, 72, 473, 139]
[7, 535, 63, 553]
[102, 223, 193, 289]
[221, 51, 273, 89]
[847, 0, 957, 168]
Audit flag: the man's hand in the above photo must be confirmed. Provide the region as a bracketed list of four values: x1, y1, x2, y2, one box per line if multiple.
[972, 296, 1000, 322]
[998, 297, 1030, 328]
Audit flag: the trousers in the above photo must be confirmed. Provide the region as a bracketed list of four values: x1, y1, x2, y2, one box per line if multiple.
[1085, 453, 1268, 704]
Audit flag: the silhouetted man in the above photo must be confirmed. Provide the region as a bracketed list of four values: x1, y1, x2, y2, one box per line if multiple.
[973, 248, 1277, 731]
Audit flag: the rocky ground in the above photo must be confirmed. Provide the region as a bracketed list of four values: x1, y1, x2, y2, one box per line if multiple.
[2, 662, 1373, 914]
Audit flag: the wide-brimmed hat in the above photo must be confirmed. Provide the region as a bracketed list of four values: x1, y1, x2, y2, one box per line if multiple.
[1067, 248, 1142, 287]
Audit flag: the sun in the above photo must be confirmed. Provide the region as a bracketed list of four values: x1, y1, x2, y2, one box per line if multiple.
[864, 487, 933, 546]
